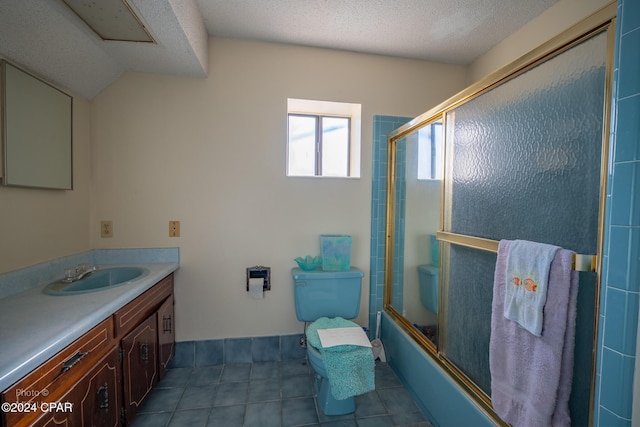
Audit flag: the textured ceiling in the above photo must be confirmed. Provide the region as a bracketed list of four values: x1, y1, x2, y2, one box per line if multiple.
[0, 0, 559, 100]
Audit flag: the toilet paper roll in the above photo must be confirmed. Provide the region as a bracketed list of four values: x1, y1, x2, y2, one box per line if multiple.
[248, 278, 264, 299]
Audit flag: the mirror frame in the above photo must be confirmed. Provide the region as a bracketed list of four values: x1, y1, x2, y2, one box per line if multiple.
[1, 60, 73, 190]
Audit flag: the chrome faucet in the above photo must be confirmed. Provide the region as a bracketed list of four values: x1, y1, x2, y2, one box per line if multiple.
[62, 264, 97, 283]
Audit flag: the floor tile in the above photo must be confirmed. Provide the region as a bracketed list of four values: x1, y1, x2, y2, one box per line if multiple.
[282, 397, 319, 427]
[138, 387, 184, 414]
[221, 363, 252, 382]
[130, 360, 431, 427]
[390, 410, 429, 425]
[248, 378, 282, 402]
[319, 420, 357, 427]
[158, 368, 193, 388]
[168, 408, 210, 426]
[245, 401, 282, 427]
[282, 374, 314, 398]
[355, 391, 387, 417]
[207, 404, 245, 426]
[176, 385, 217, 410]
[355, 415, 394, 427]
[377, 387, 420, 414]
[189, 365, 223, 386]
[251, 361, 281, 380]
[374, 364, 402, 389]
[281, 359, 311, 378]
[130, 411, 172, 427]
[214, 381, 248, 406]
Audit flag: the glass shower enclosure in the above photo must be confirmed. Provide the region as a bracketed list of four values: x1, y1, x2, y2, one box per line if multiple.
[384, 7, 615, 425]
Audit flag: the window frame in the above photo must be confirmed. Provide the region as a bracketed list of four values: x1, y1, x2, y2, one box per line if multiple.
[286, 98, 361, 178]
[287, 113, 352, 177]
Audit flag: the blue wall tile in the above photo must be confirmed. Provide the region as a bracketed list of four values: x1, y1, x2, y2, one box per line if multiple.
[618, 28, 640, 99]
[195, 339, 224, 366]
[608, 226, 632, 289]
[224, 338, 252, 363]
[281, 334, 307, 360]
[610, 162, 635, 226]
[596, 1, 640, 424]
[369, 115, 411, 335]
[599, 406, 632, 427]
[615, 95, 640, 162]
[621, 0, 640, 33]
[599, 347, 635, 419]
[603, 287, 639, 355]
[252, 336, 280, 362]
[171, 341, 195, 368]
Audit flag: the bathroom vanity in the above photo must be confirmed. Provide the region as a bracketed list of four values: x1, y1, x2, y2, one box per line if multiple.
[0, 263, 177, 427]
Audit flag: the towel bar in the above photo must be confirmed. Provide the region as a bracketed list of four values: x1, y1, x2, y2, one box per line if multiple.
[435, 231, 597, 273]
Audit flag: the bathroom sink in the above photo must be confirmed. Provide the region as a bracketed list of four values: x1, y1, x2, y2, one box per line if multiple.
[44, 267, 149, 295]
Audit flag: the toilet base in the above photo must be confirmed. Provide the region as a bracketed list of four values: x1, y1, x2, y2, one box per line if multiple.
[315, 373, 355, 415]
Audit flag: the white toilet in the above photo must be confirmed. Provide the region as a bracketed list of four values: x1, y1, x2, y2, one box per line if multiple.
[292, 267, 369, 415]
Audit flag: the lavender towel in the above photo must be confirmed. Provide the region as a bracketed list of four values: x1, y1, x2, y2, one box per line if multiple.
[490, 240, 579, 427]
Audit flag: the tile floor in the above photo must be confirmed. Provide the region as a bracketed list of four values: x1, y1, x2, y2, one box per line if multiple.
[130, 360, 433, 427]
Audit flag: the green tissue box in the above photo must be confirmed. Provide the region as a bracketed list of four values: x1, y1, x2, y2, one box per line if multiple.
[321, 235, 352, 271]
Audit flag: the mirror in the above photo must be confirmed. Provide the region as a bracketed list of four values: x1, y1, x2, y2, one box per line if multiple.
[1, 60, 73, 190]
[388, 118, 443, 345]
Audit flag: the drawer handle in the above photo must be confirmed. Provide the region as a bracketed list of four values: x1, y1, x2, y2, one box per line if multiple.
[140, 342, 149, 363]
[97, 382, 109, 410]
[163, 315, 172, 333]
[60, 351, 88, 375]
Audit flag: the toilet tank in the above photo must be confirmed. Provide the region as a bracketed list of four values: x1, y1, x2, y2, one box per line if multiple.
[417, 264, 439, 314]
[293, 267, 364, 322]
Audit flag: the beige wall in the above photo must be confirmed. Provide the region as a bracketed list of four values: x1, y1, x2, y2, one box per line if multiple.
[90, 37, 468, 340]
[469, 0, 611, 83]
[0, 95, 91, 273]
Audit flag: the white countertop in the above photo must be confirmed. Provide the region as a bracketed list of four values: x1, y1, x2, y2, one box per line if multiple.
[0, 262, 179, 391]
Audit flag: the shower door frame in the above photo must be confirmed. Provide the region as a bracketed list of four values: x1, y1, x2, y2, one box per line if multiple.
[383, 3, 616, 424]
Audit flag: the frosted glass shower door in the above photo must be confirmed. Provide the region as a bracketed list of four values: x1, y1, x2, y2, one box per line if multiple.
[441, 31, 607, 425]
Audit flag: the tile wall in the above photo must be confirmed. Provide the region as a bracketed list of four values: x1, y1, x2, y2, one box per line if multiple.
[595, 1, 640, 425]
[369, 115, 411, 333]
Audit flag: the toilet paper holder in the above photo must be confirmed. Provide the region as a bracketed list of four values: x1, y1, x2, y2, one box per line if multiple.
[246, 265, 271, 291]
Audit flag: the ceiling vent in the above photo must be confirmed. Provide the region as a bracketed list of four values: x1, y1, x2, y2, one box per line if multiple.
[62, 0, 155, 43]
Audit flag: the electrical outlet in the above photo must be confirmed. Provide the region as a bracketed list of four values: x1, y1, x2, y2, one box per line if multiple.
[100, 221, 113, 238]
[169, 221, 180, 237]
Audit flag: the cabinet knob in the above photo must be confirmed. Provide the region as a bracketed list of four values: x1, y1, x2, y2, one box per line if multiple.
[97, 382, 109, 410]
[163, 315, 172, 333]
[140, 342, 149, 363]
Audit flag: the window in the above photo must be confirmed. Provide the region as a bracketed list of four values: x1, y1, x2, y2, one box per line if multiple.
[287, 98, 361, 178]
[417, 120, 443, 180]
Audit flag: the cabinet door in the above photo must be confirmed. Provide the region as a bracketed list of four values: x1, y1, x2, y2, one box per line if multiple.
[121, 314, 158, 422]
[31, 347, 120, 427]
[157, 294, 175, 380]
[76, 347, 121, 427]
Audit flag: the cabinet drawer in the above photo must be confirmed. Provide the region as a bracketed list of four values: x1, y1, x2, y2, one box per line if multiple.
[113, 274, 173, 339]
[2, 317, 114, 427]
[31, 346, 121, 427]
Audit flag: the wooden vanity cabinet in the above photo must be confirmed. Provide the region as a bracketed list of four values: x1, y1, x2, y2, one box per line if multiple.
[32, 346, 121, 427]
[1, 273, 175, 427]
